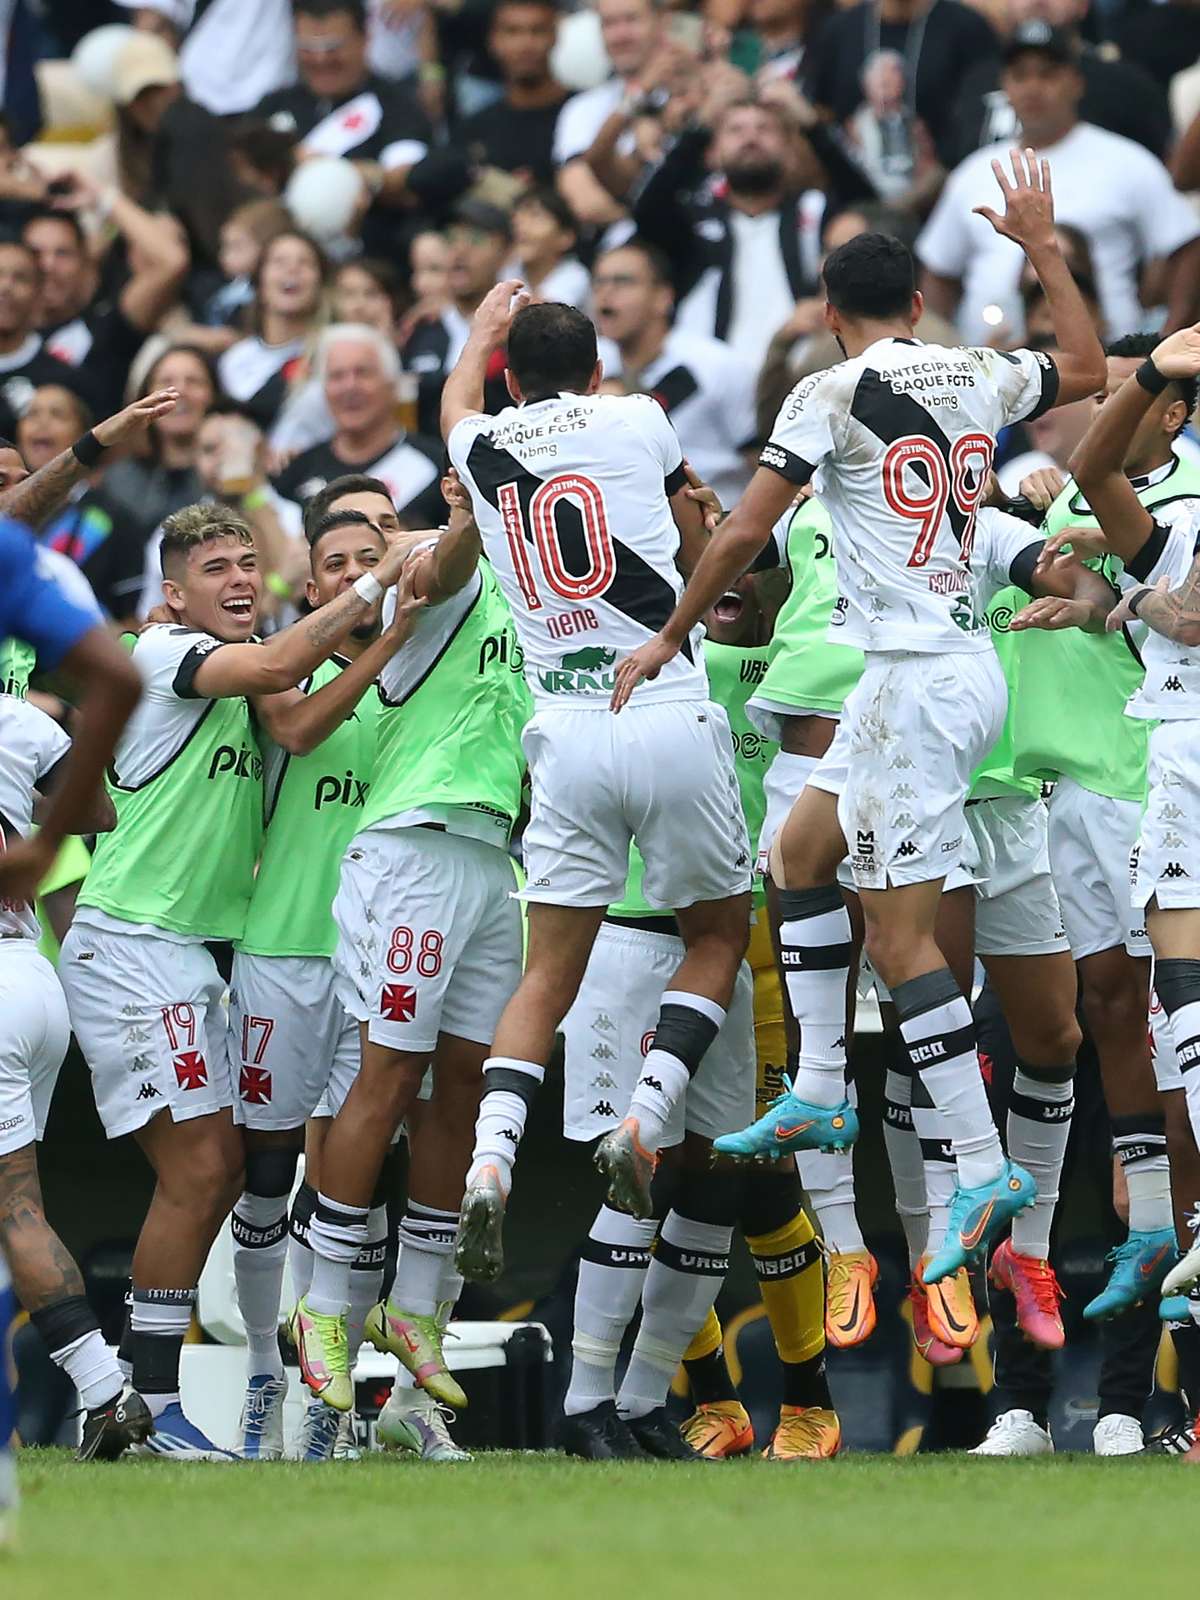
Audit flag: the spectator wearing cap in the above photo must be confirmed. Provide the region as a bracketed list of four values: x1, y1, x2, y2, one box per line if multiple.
[944, 0, 1171, 164]
[253, 0, 468, 242]
[917, 21, 1200, 344]
[115, 0, 297, 115]
[459, 0, 567, 188]
[402, 199, 513, 434]
[0, 239, 86, 440]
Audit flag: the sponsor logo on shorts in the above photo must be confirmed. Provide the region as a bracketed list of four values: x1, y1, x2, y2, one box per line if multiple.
[1163, 862, 1189, 880]
[239, 1065, 273, 1104]
[909, 1040, 945, 1063]
[1163, 676, 1184, 692]
[0, 1115, 22, 1133]
[896, 841, 918, 859]
[135, 1083, 161, 1102]
[380, 983, 417, 1022]
[940, 837, 961, 853]
[173, 1050, 208, 1091]
[591, 1100, 618, 1118]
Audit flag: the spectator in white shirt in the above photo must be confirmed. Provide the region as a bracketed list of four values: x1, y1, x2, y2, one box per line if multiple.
[917, 21, 1200, 342]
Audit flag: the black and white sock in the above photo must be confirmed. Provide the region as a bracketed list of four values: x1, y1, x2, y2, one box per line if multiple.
[894, 968, 1004, 1188]
[231, 1194, 289, 1380]
[393, 1202, 459, 1317]
[307, 1194, 369, 1317]
[348, 1205, 389, 1359]
[628, 991, 724, 1151]
[467, 1056, 545, 1194]
[130, 1287, 195, 1419]
[881, 1063, 929, 1268]
[1111, 1114, 1172, 1233]
[288, 1180, 318, 1303]
[564, 1204, 658, 1417]
[776, 884, 852, 1109]
[912, 1076, 956, 1254]
[1008, 1065, 1074, 1259]
[29, 1296, 123, 1412]
[616, 1212, 732, 1421]
[1155, 960, 1200, 1149]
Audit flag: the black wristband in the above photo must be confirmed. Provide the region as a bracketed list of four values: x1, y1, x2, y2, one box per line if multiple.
[1127, 586, 1152, 616]
[72, 430, 104, 468]
[1135, 358, 1170, 397]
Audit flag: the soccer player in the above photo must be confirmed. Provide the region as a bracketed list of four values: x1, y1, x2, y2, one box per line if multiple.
[441, 286, 753, 1283]
[291, 474, 531, 1423]
[613, 150, 1105, 1283]
[58, 500, 419, 1458]
[227, 503, 423, 1460]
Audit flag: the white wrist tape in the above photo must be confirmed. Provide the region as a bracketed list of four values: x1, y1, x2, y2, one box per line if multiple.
[352, 571, 384, 605]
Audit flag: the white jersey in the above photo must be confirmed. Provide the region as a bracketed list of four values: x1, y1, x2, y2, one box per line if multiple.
[971, 505, 1046, 615]
[448, 392, 707, 709]
[1123, 500, 1200, 720]
[0, 695, 70, 940]
[760, 335, 1059, 653]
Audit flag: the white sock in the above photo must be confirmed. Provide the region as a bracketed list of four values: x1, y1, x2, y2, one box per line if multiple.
[882, 1065, 929, 1268]
[1158, 988, 1200, 1149]
[288, 1184, 317, 1303]
[777, 890, 851, 1108]
[130, 1289, 194, 1419]
[231, 1192, 289, 1380]
[911, 1074, 956, 1253]
[565, 1206, 657, 1417]
[307, 1194, 368, 1316]
[51, 1329, 124, 1412]
[1008, 1069, 1074, 1259]
[393, 1203, 458, 1317]
[616, 1212, 731, 1421]
[797, 1085, 862, 1252]
[1112, 1122, 1173, 1233]
[436, 1252, 463, 1326]
[467, 1058, 545, 1193]
[895, 973, 1003, 1188]
[347, 1205, 388, 1360]
[628, 991, 725, 1152]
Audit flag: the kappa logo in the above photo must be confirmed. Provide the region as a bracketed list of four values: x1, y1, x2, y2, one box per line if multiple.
[890, 784, 916, 800]
[131, 1054, 154, 1073]
[890, 753, 915, 770]
[896, 841, 918, 858]
[1163, 675, 1184, 692]
[892, 810, 917, 829]
[120, 1004, 142, 1018]
[1163, 831, 1186, 850]
[239, 1065, 273, 1104]
[173, 1050, 208, 1091]
[592, 1013, 616, 1034]
[590, 1072, 617, 1090]
[591, 1043, 617, 1061]
[1163, 862, 1189, 880]
[1159, 802, 1184, 821]
[591, 1100, 618, 1118]
[124, 1025, 152, 1044]
[640, 1075, 664, 1093]
[380, 983, 417, 1022]
[499, 1126, 520, 1144]
[136, 1082, 161, 1102]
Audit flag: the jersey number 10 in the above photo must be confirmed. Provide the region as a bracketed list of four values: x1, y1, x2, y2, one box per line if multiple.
[498, 472, 614, 611]
[882, 433, 993, 567]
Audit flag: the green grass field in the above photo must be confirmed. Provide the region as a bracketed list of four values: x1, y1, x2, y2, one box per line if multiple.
[5, 1449, 1195, 1599]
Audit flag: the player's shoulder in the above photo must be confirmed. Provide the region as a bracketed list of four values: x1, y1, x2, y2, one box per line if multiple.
[778, 360, 852, 417]
[133, 622, 220, 668]
[0, 688, 64, 746]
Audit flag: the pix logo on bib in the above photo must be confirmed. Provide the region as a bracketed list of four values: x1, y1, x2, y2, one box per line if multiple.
[381, 984, 417, 1022]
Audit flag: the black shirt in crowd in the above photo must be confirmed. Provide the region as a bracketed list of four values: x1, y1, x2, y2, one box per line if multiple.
[272, 430, 447, 529]
[458, 93, 568, 185]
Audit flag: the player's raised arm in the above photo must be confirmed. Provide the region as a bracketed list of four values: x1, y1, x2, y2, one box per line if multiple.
[440, 279, 530, 438]
[974, 148, 1105, 406]
[1068, 324, 1200, 565]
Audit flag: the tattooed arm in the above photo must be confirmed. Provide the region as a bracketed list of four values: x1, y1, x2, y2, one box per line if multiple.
[1107, 564, 1200, 647]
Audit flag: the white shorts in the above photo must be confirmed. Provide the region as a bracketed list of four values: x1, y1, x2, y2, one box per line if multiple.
[0, 941, 70, 1155]
[334, 827, 523, 1054]
[810, 651, 1005, 892]
[560, 919, 755, 1145]
[968, 795, 1069, 958]
[520, 700, 752, 910]
[59, 924, 232, 1140]
[1047, 778, 1150, 960]
[228, 952, 360, 1130]
[1149, 984, 1183, 1093]
[1134, 721, 1200, 913]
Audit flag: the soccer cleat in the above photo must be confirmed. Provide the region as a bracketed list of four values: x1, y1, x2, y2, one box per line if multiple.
[364, 1302, 467, 1410]
[908, 1274, 964, 1366]
[378, 1387, 473, 1461]
[922, 1160, 1036, 1283]
[761, 1406, 841, 1461]
[295, 1399, 340, 1461]
[237, 1374, 287, 1461]
[559, 1400, 650, 1461]
[1162, 1239, 1200, 1297]
[1160, 1293, 1193, 1322]
[333, 1413, 361, 1461]
[1083, 1227, 1178, 1321]
[1093, 1414, 1144, 1456]
[825, 1250, 879, 1348]
[455, 1165, 507, 1283]
[969, 1409, 1054, 1457]
[135, 1402, 238, 1461]
[680, 1400, 754, 1459]
[286, 1297, 353, 1412]
[1146, 1416, 1197, 1456]
[626, 1406, 705, 1460]
[712, 1077, 858, 1162]
[989, 1239, 1065, 1350]
[920, 1256, 978, 1350]
[77, 1383, 154, 1461]
[594, 1117, 658, 1220]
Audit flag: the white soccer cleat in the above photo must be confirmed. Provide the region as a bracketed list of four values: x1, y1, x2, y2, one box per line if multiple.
[238, 1374, 287, 1461]
[969, 1409, 1054, 1457]
[1093, 1414, 1144, 1456]
[333, 1413, 361, 1461]
[1162, 1241, 1200, 1298]
[377, 1386, 472, 1461]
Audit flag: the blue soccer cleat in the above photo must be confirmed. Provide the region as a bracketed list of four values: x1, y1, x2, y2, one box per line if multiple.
[1083, 1227, 1178, 1321]
[238, 1373, 288, 1460]
[712, 1076, 858, 1161]
[136, 1402, 238, 1461]
[295, 1399, 341, 1461]
[1159, 1293, 1193, 1323]
[922, 1160, 1037, 1283]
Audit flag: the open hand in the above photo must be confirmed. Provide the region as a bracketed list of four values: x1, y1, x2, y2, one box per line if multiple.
[1150, 322, 1200, 381]
[1009, 595, 1093, 632]
[1106, 575, 1169, 633]
[1034, 524, 1108, 572]
[974, 147, 1057, 255]
[610, 634, 679, 712]
[93, 388, 179, 449]
[472, 279, 531, 345]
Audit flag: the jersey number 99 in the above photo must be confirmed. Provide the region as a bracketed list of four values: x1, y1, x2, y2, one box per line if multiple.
[882, 433, 993, 567]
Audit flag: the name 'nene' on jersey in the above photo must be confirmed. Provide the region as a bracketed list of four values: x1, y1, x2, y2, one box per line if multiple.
[448, 391, 708, 708]
[760, 336, 1059, 654]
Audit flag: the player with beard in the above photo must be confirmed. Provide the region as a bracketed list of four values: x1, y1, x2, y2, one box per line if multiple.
[614, 153, 1105, 1287]
[57, 501, 420, 1459]
[227, 506, 423, 1460]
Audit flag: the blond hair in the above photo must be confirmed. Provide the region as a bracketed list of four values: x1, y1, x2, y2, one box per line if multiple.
[160, 502, 254, 575]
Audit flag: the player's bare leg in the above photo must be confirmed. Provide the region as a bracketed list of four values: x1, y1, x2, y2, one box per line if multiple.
[1148, 906, 1200, 1303]
[0, 1141, 151, 1459]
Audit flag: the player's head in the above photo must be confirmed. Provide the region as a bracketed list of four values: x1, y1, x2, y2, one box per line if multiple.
[712, 100, 789, 198]
[0, 435, 27, 490]
[306, 505, 387, 636]
[821, 231, 920, 343]
[0, 240, 39, 338]
[592, 239, 673, 348]
[505, 301, 600, 403]
[703, 573, 773, 648]
[1102, 333, 1197, 471]
[302, 472, 402, 540]
[160, 501, 260, 640]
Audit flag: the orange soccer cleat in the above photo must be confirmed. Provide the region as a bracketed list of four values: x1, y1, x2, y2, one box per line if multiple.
[679, 1401, 755, 1459]
[761, 1406, 842, 1461]
[824, 1250, 879, 1348]
[917, 1253, 979, 1351]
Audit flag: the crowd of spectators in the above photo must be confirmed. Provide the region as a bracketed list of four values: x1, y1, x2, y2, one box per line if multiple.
[2, 0, 1200, 628]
